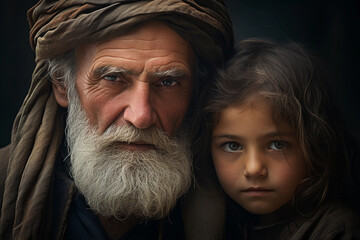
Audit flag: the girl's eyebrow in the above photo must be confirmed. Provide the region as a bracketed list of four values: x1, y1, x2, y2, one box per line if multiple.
[212, 134, 243, 140]
[263, 131, 295, 138]
[212, 132, 295, 140]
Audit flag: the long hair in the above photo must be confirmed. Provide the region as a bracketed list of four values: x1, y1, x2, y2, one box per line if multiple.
[192, 39, 352, 216]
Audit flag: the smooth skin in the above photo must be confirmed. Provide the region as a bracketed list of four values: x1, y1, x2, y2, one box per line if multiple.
[53, 20, 195, 138]
[211, 98, 307, 226]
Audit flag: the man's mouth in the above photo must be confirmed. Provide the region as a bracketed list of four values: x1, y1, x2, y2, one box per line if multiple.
[113, 141, 156, 151]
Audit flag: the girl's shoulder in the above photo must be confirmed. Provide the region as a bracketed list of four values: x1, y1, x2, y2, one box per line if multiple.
[286, 202, 360, 240]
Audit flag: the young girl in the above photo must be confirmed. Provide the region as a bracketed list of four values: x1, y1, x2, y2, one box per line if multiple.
[193, 39, 360, 239]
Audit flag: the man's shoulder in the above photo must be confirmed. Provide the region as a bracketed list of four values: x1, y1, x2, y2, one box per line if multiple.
[0, 144, 11, 211]
[0, 144, 11, 158]
[0, 144, 11, 181]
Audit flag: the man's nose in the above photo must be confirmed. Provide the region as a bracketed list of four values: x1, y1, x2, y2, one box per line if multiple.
[243, 149, 267, 179]
[123, 83, 156, 129]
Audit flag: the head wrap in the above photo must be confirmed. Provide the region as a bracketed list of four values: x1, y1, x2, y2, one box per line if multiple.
[0, 1, 233, 239]
[29, 0, 233, 65]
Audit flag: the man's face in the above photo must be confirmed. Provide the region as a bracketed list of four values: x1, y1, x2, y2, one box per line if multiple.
[75, 21, 195, 138]
[56, 21, 195, 219]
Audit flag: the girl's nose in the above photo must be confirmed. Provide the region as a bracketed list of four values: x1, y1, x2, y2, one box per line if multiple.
[243, 149, 267, 179]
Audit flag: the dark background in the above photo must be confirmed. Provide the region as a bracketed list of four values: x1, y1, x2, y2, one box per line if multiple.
[1, 0, 359, 209]
[0, 0, 359, 147]
[1, 0, 359, 148]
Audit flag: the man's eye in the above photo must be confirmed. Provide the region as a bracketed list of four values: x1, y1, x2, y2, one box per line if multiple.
[222, 142, 242, 152]
[160, 78, 178, 86]
[103, 75, 120, 82]
[269, 141, 285, 150]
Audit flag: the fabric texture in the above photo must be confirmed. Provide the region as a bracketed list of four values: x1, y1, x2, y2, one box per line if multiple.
[226, 202, 360, 240]
[0, 1, 233, 239]
[28, 0, 233, 65]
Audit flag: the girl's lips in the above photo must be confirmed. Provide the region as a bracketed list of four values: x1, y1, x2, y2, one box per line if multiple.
[241, 187, 273, 196]
[242, 187, 272, 192]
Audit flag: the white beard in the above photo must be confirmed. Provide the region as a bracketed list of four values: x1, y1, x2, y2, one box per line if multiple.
[65, 93, 192, 220]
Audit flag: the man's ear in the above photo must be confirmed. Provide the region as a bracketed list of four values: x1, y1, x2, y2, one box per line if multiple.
[52, 82, 68, 107]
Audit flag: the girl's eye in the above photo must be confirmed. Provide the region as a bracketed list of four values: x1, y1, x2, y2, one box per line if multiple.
[160, 78, 178, 87]
[269, 141, 285, 150]
[222, 142, 242, 152]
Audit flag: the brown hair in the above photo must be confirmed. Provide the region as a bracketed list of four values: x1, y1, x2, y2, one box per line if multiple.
[192, 39, 350, 215]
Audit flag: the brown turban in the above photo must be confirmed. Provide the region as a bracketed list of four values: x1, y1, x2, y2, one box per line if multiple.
[29, 0, 233, 65]
[0, 1, 233, 239]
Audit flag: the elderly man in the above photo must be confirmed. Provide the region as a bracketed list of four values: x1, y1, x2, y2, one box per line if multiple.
[0, 0, 233, 239]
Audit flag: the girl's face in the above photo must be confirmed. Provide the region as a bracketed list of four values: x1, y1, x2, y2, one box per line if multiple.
[211, 98, 307, 224]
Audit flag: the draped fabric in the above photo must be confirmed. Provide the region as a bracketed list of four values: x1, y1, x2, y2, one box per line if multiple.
[29, 0, 233, 65]
[0, 1, 233, 239]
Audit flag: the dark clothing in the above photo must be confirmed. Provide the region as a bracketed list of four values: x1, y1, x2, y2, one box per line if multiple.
[63, 194, 111, 240]
[63, 194, 184, 240]
[226, 203, 360, 240]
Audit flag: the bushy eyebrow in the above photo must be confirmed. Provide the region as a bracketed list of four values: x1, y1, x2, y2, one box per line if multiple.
[152, 68, 190, 79]
[93, 65, 190, 80]
[93, 66, 132, 78]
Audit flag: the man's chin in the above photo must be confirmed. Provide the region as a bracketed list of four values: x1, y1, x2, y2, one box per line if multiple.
[71, 138, 191, 220]
[66, 99, 192, 220]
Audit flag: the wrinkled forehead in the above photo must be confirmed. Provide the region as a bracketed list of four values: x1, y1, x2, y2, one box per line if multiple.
[78, 21, 194, 63]
[98, 21, 191, 49]
[75, 21, 196, 79]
